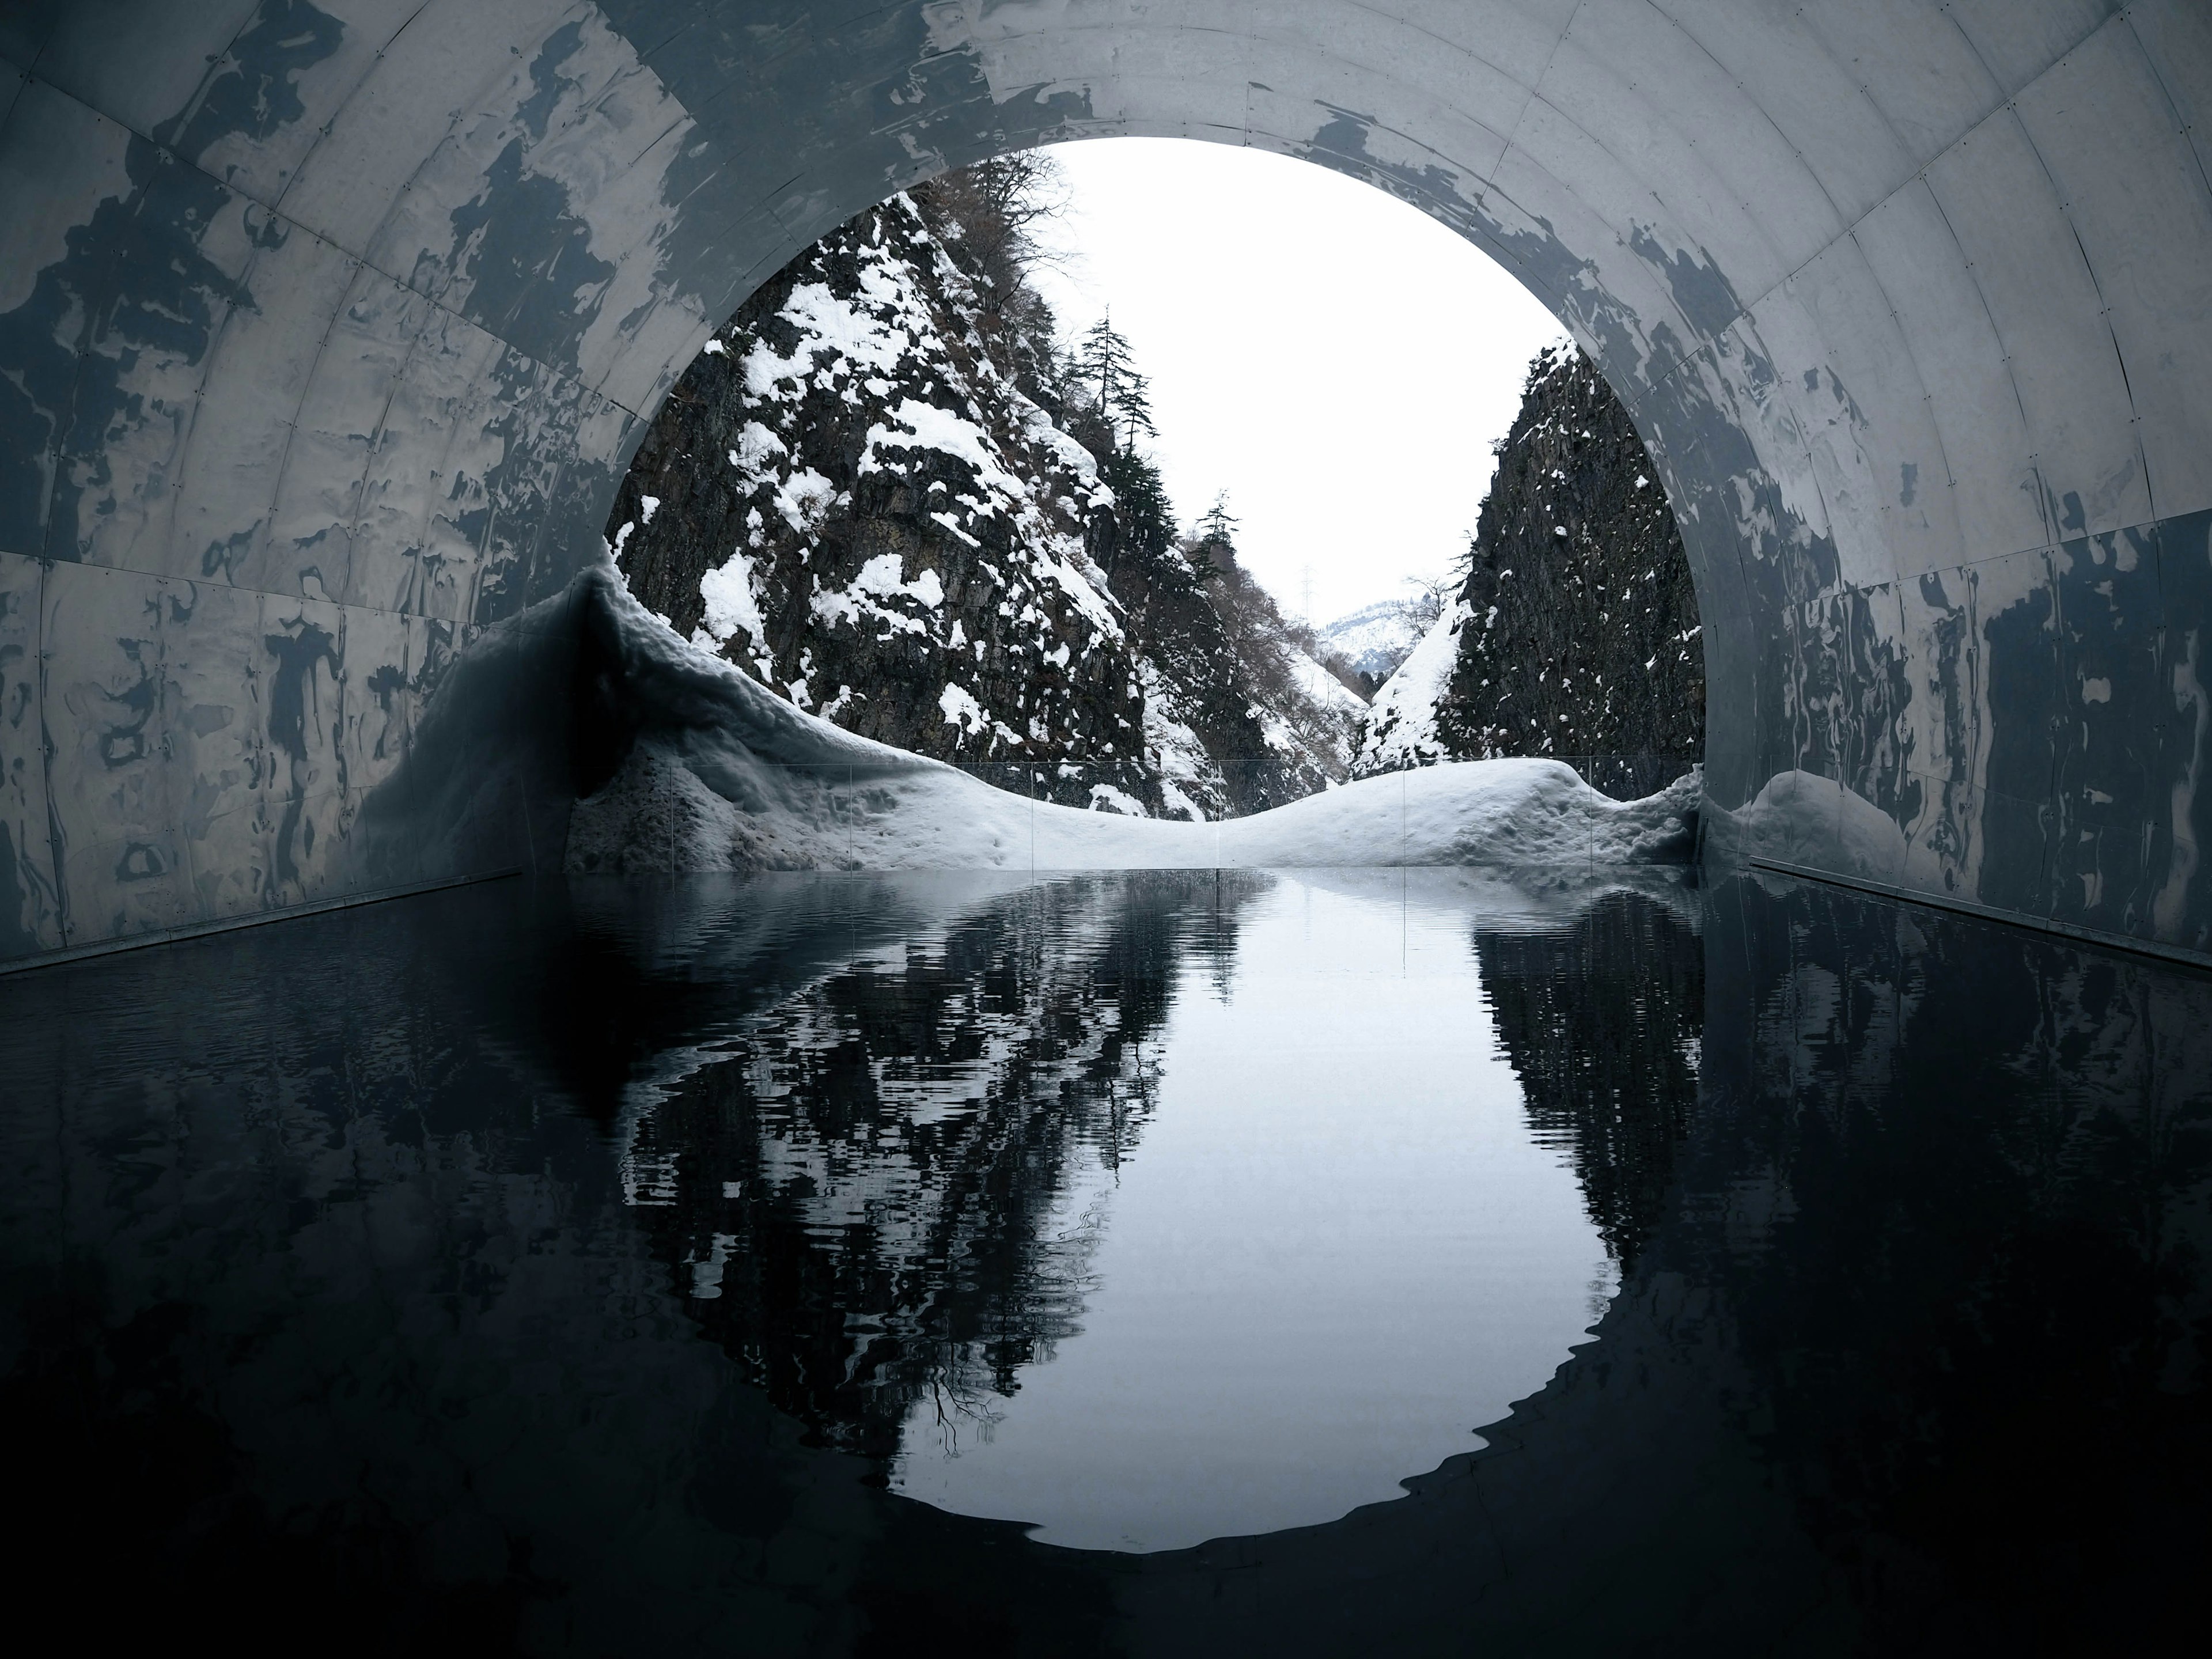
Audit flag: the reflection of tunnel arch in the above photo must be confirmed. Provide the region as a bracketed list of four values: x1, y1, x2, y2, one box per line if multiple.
[1, 2, 2208, 967]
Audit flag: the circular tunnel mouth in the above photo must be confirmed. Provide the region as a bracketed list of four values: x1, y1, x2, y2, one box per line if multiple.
[564, 119, 1717, 1522]
[10, 1, 2197, 965]
[581, 138, 1706, 878]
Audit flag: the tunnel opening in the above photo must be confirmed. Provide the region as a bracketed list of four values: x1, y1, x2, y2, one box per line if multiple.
[591, 137, 1706, 843]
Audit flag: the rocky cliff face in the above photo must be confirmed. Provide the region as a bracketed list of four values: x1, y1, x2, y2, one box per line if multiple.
[1358, 344, 1703, 785]
[607, 177, 1349, 820]
[1092, 467, 1354, 817]
[609, 191, 1153, 812]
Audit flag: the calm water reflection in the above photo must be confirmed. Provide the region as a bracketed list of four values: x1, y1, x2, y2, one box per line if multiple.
[1, 867, 2204, 1654]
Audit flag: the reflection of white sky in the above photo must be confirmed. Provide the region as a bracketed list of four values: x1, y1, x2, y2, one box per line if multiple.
[891, 874, 1614, 1553]
[1030, 138, 1566, 627]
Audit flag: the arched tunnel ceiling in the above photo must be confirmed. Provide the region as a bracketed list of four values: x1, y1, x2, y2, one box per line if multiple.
[2, 0, 2209, 965]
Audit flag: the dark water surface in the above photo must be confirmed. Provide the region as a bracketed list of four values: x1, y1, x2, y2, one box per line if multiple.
[2, 868, 2205, 1654]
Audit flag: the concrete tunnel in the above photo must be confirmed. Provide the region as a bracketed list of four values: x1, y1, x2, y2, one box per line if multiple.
[2, 0, 2209, 972]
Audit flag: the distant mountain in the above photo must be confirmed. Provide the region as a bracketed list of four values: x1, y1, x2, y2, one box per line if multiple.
[1319, 601, 1422, 680]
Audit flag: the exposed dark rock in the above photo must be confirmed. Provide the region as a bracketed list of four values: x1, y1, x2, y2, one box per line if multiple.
[1358, 344, 1705, 788]
[1089, 456, 1350, 816]
[608, 192, 1152, 812]
[607, 177, 1352, 820]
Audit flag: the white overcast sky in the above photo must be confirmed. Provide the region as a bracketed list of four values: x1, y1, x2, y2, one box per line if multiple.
[1029, 138, 1566, 627]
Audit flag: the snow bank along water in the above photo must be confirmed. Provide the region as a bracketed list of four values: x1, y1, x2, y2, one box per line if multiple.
[522, 559, 1699, 873]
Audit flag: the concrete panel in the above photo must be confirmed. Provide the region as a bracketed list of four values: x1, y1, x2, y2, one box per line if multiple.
[2017, 23, 2212, 525]
[2147, 507, 2212, 950]
[268, 259, 442, 617]
[1628, 0, 1911, 236]
[0, 2, 67, 71]
[1745, 237, 1964, 589]
[257, 590, 393, 903]
[1796, 0, 2007, 171]
[0, 81, 135, 560]
[1926, 111, 2149, 541]
[39, 560, 194, 942]
[49, 147, 259, 574]
[179, 224, 366, 596]
[347, 302, 513, 620]
[277, 0, 579, 260]
[1966, 546, 2067, 868]
[188, 0, 428, 212]
[1779, 575, 1912, 808]
[163, 576, 268, 854]
[1887, 767, 1979, 903]
[1896, 560, 1991, 794]
[1491, 104, 1713, 371]
[0, 550, 60, 955]
[1649, 329, 1839, 590]
[1161, 0, 1577, 94]
[1945, 0, 2121, 97]
[70, 825, 201, 940]
[1851, 179, 2049, 565]
[0, 60, 25, 135]
[1558, 8, 1825, 300]
[2131, 0, 2212, 197]
[2046, 524, 2168, 940]
[28, 0, 262, 146]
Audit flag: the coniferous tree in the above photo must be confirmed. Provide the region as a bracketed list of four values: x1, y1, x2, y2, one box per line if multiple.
[1112, 368, 1157, 451]
[1097, 448, 1177, 565]
[1191, 493, 1237, 578]
[1073, 312, 1137, 415]
[1197, 493, 1238, 548]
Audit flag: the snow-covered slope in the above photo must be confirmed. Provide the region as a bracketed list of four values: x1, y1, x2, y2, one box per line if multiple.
[1353, 597, 1468, 776]
[609, 191, 1153, 805]
[1295, 653, 1368, 716]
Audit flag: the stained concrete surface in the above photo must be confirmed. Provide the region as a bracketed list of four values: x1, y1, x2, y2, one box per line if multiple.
[3, 2, 2211, 965]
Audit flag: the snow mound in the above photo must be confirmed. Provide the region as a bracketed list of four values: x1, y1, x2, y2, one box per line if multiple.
[547, 556, 1698, 873]
[1702, 769, 1912, 882]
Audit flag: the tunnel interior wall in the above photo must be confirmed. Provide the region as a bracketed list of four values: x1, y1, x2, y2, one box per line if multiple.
[2, 1, 2210, 967]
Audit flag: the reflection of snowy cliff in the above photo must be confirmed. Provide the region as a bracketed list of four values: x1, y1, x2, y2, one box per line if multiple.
[604, 865, 1717, 1476]
[1475, 890, 1704, 1271]
[619, 873, 1257, 1457]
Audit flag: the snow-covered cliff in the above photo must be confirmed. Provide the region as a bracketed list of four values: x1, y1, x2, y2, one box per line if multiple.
[607, 173, 1353, 819]
[1355, 344, 1703, 787]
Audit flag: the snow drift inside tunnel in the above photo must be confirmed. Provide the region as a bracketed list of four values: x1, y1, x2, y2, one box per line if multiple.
[363, 555, 1701, 878]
